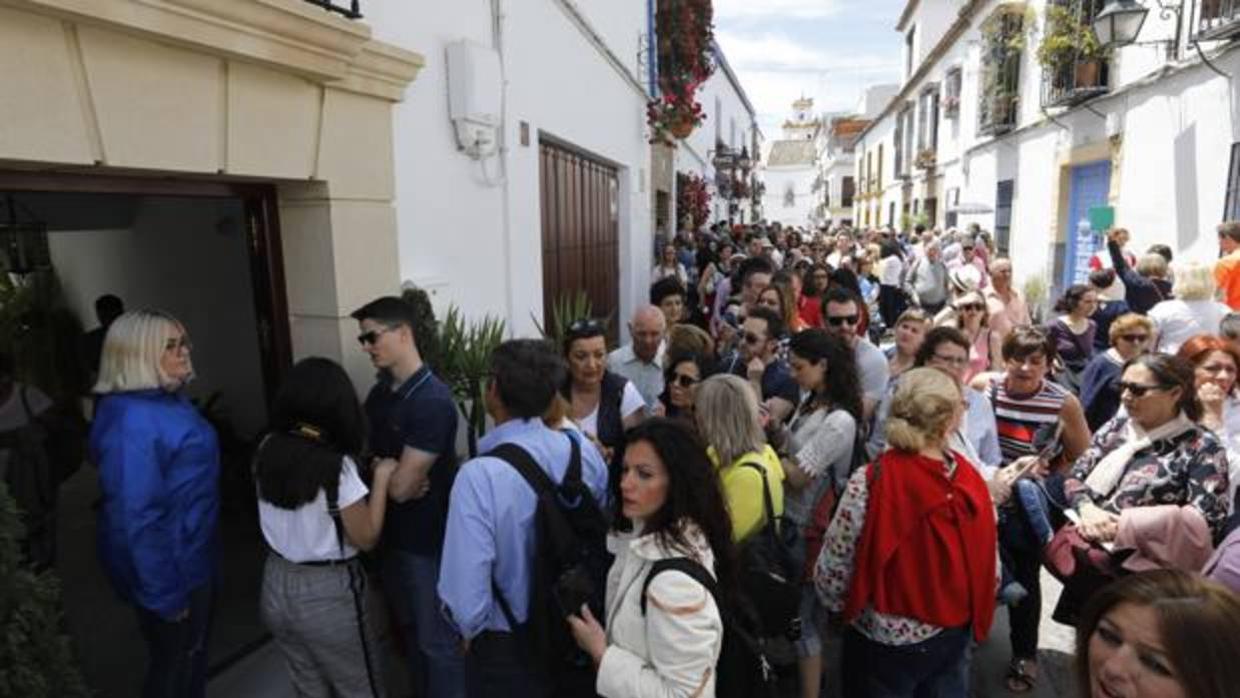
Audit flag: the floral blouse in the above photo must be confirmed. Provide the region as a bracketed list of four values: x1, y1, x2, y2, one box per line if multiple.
[1063, 416, 1231, 537]
[813, 466, 942, 646]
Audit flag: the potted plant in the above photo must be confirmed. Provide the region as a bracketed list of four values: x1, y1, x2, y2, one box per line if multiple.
[914, 148, 937, 170]
[1037, 4, 1110, 88]
[647, 0, 715, 146]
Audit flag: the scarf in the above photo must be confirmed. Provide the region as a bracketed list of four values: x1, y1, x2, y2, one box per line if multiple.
[1085, 412, 1195, 499]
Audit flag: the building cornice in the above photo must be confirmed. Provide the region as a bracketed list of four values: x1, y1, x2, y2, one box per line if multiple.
[711, 41, 757, 120]
[1, 0, 424, 100]
[857, 0, 986, 143]
[896, 0, 920, 31]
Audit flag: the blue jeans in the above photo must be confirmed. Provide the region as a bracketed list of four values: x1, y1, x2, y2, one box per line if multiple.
[383, 549, 466, 698]
[133, 582, 212, 698]
[841, 625, 971, 698]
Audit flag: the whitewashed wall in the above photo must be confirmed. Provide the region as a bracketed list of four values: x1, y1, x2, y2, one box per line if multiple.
[762, 165, 818, 228]
[367, 0, 653, 338]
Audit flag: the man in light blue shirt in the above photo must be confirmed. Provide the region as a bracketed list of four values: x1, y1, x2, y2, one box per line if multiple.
[438, 339, 608, 698]
[607, 305, 665, 409]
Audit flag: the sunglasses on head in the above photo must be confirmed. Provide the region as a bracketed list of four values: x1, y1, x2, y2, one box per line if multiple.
[826, 315, 859, 327]
[671, 373, 699, 388]
[566, 317, 605, 338]
[1118, 381, 1167, 398]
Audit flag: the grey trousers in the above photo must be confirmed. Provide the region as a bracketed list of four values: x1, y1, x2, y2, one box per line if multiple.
[260, 553, 386, 698]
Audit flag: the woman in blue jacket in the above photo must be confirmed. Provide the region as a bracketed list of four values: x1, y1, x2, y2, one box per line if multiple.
[91, 310, 219, 698]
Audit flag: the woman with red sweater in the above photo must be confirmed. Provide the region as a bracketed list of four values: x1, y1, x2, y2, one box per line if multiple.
[814, 367, 998, 698]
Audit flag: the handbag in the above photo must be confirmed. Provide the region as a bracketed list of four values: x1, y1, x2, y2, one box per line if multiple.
[1043, 524, 1117, 583]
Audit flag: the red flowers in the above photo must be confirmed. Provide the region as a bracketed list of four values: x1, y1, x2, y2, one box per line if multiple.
[648, 0, 715, 146]
[677, 172, 711, 231]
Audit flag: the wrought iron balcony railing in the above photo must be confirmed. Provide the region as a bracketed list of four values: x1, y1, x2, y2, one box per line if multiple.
[303, 0, 362, 19]
[1199, 0, 1240, 39]
[1042, 57, 1109, 107]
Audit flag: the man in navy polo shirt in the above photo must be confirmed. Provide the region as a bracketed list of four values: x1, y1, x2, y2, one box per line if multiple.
[352, 296, 464, 698]
[720, 305, 799, 425]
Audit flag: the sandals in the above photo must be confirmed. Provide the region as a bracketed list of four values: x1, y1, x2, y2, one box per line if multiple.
[1005, 657, 1038, 693]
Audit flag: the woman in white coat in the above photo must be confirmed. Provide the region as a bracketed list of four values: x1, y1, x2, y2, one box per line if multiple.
[568, 418, 733, 698]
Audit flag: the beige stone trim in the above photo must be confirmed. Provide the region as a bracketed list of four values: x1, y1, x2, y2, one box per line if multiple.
[0, 0, 423, 101]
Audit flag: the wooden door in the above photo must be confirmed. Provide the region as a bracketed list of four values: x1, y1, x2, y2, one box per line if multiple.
[539, 141, 620, 333]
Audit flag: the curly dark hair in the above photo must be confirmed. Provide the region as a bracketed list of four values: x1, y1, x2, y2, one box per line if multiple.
[914, 326, 970, 367]
[614, 419, 739, 602]
[788, 328, 863, 422]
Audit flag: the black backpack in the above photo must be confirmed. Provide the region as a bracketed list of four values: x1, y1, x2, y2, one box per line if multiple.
[736, 461, 802, 643]
[487, 434, 610, 690]
[641, 557, 780, 698]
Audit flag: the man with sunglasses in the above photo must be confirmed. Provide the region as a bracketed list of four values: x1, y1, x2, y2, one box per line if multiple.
[823, 287, 890, 423]
[719, 306, 798, 426]
[351, 296, 465, 698]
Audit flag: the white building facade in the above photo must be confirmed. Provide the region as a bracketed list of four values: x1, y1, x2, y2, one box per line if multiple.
[854, 0, 1240, 301]
[367, 0, 657, 336]
[763, 97, 822, 228]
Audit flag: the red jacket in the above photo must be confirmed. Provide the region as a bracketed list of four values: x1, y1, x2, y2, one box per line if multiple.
[844, 449, 997, 641]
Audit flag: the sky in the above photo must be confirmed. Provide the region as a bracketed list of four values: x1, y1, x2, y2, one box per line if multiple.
[713, 0, 907, 144]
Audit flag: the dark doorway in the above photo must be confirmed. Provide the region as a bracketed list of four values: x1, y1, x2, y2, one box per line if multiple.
[539, 140, 620, 331]
[0, 170, 292, 698]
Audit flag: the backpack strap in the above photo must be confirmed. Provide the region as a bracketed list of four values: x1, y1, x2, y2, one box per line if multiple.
[323, 463, 345, 559]
[484, 435, 579, 631]
[739, 461, 777, 531]
[639, 557, 718, 616]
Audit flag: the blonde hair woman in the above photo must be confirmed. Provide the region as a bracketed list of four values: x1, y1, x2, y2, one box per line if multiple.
[1148, 261, 1232, 354]
[91, 310, 219, 698]
[815, 368, 997, 697]
[694, 374, 785, 542]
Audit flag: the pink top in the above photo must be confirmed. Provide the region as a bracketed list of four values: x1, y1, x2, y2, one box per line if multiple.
[963, 328, 991, 384]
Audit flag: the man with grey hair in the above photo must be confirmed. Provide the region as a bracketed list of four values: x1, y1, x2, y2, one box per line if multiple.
[607, 305, 666, 409]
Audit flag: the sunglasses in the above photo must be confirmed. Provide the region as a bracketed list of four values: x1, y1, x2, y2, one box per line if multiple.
[826, 315, 859, 327]
[1119, 334, 1149, 343]
[671, 373, 700, 388]
[357, 327, 394, 346]
[1117, 381, 1167, 398]
[958, 303, 985, 312]
[743, 332, 765, 345]
[566, 317, 605, 339]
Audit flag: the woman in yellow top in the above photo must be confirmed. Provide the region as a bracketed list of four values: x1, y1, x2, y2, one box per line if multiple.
[693, 373, 785, 541]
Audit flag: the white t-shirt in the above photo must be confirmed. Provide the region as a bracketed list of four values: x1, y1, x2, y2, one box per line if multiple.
[259, 456, 368, 563]
[853, 339, 891, 405]
[878, 255, 904, 286]
[577, 382, 646, 437]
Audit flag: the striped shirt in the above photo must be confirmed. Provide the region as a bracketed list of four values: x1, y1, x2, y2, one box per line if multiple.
[987, 374, 1069, 465]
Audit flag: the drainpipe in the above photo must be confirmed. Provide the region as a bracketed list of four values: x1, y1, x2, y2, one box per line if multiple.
[490, 0, 515, 332]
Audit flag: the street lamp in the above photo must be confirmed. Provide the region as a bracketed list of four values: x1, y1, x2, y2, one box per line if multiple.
[1092, 0, 1149, 47]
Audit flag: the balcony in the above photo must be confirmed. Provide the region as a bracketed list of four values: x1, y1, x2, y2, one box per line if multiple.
[978, 8, 1023, 136]
[1039, 1, 1110, 107]
[1042, 58, 1109, 106]
[1199, 0, 1240, 39]
[302, 0, 362, 19]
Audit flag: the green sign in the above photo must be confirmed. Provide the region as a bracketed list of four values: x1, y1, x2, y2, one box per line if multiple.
[1088, 205, 1115, 232]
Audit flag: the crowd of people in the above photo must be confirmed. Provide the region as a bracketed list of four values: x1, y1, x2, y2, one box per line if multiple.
[77, 217, 1240, 698]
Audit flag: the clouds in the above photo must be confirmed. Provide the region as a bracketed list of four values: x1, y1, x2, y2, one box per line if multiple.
[713, 17, 903, 141]
[714, 0, 842, 21]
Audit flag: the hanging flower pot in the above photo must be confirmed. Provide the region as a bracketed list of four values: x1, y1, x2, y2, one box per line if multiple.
[670, 118, 695, 138]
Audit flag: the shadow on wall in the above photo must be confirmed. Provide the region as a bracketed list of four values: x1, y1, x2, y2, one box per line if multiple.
[45, 195, 268, 437]
[1174, 123, 1200, 253]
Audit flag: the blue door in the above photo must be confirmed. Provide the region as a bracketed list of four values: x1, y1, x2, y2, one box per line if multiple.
[1062, 161, 1111, 289]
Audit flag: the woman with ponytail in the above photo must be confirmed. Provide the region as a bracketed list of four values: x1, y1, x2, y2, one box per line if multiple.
[255, 357, 396, 697]
[814, 368, 997, 698]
